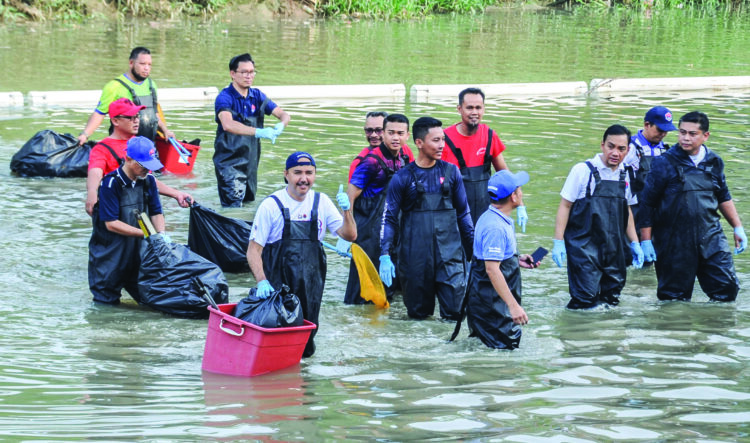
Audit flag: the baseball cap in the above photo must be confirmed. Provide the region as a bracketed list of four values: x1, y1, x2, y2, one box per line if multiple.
[285, 151, 316, 170]
[644, 106, 677, 132]
[126, 136, 163, 171]
[488, 170, 529, 201]
[109, 97, 146, 117]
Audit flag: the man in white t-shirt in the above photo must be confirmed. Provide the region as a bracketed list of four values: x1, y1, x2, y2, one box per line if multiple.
[247, 151, 356, 357]
[552, 124, 644, 310]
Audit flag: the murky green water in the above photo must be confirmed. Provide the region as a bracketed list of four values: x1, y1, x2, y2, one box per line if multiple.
[1, 9, 750, 441]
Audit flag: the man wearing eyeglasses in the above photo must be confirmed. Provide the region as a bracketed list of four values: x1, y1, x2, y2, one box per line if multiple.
[347, 111, 388, 180]
[85, 98, 193, 216]
[78, 47, 174, 145]
[214, 53, 291, 207]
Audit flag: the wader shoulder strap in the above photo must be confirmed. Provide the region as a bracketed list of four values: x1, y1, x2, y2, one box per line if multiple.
[482, 129, 494, 172]
[663, 153, 685, 183]
[114, 78, 140, 105]
[309, 192, 320, 240]
[407, 162, 425, 196]
[98, 142, 124, 166]
[439, 161, 451, 197]
[584, 161, 600, 198]
[147, 78, 157, 106]
[257, 97, 270, 128]
[270, 195, 291, 241]
[444, 134, 468, 171]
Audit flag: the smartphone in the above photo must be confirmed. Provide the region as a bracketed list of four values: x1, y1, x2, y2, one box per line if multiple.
[531, 247, 549, 263]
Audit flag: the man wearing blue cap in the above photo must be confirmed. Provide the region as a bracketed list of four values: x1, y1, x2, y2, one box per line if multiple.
[552, 125, 644, 310]
[453, 170, 538, 349]
[88, 136, 167, 304]
[624, 106, 677, 259]
[247, 152, 356, 357]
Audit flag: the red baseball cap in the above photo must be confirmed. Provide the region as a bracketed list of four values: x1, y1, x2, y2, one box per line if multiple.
[108, 98, 146, 117]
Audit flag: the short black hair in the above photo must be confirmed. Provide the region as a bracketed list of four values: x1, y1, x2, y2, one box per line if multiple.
[680, 111, 709, 132]
[383, 113, 409, 131]
[458, 87, 485, 106]
[602, 124, 631, 143]
[129, 47, 151, 61]
[229, 53, 254, 72]
[365, 111, 388, 119]
[412, 116, 442, 143]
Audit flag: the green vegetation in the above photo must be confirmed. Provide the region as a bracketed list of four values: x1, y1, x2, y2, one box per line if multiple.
[316, 0, 497, 18]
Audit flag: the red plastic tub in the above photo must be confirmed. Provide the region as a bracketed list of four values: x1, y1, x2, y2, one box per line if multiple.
[202, 303, 316, 377]
[155, 137, 200, 174]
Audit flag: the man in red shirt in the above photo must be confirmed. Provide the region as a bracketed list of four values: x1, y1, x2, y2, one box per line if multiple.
[85, 98, 193, 216]
[347, 111, 388, 180]
[442, 88, 528, 231]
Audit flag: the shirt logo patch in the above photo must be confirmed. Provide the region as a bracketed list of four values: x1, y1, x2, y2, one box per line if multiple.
[251, 104, 256, 113]
[440, 177, 445, 184]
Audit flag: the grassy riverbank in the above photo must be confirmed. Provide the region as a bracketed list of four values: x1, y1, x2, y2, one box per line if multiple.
[0, 0, 746, 21]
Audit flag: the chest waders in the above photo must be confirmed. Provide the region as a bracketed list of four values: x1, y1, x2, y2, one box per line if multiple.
[262, 193, 326, 357]
[564, 162, 629, 309]
[653, 155, 738, 302]
[445, 129, 494, 226]
[344, 151, 410, 304]
[113, 78, 159, 141]
[213, 100, 268, 207]
[88, 178, 149, 304]
[397, 162, 467, 320]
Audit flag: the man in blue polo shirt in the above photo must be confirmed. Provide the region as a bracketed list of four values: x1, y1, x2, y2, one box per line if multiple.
[88, 136, 167, 304]
[214, 53, 291, 207]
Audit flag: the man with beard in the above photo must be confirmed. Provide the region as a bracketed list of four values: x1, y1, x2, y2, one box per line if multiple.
[78, 47, 175, 144]
[441, 87, 528, 230]
[247, 152, 356, 357]
[214, 53, 291, 207]
[347, 111, 388, 180]
[342, 113, 414, 304]
[88, 136, 166, 304]
[552, 124, 644, 310]
[85, 98, 193, 216]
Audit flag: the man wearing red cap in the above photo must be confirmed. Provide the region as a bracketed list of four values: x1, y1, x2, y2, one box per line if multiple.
[85, 98, 193, 216]
[77, 47, 174, 145]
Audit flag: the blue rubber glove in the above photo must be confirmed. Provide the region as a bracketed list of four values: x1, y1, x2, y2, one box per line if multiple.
[630, 241, 644, 269]
[273, 122, 285, 136]
[256, 280, 274, 299]
[517, 205, 528, 233]
[641, 240, 657, 262]
[254, 127, 277, 144]
[734, 226, 747, 254]
[379, 255, 396, 287]
[551, 239, 566, 268]
[157, 231, 172, 243]
[336, 184, 350, 211]
[336, 237, 352, 257]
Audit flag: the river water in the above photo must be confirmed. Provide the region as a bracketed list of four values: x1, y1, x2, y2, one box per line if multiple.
[1, 8, 750, 441]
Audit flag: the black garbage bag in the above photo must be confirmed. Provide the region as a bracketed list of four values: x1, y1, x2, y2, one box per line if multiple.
[233, 285, 304, 328]
[188, 202, 252, 273]
[10, 130, 93, 177]
[138, 235, 229, 319]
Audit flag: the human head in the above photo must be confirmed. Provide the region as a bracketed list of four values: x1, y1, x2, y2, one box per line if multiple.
[488, 170, 529, 206]
[412, 116, 444, 162]
[382, 113, 409, 154]
[284, 151, 317, 201]
[457, 87, 485, 130]
[677, 111, 710, 156]
[229, 53, 256, 90]
[126, 136, 163, 176]
[600, 124, 631, 169]
[109, 98, 145, 136]
[128, 47, 152, 82]
[642, 106, 677, 145]
[364, 111, 387, 147]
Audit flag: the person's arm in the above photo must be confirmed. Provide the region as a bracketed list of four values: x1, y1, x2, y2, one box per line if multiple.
[491, 152, 508, 172]
[247, 240, 267, 283]
[156, 111, 175, 140]
[150, 213, 166, 233]
[626, 206, 638, 243]
[104, 219, 145, 237]
[485, 260, 528, 325]
[553, 198, 573, 240]
[86, 168, 104, 216]
[719, 200, 745, 250]
[380, 174, 404, 256]
[217, 110, 258, 136]
[155, 178, 192, 207]
[335, 205, 357, 242]
[271, 106, 291, 127]
[451, 167, 474, 252]
[346, 183, 363, 208]
[78, 112, 106, 145]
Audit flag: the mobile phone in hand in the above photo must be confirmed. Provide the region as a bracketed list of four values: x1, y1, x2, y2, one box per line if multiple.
[531, 247, 548, 263]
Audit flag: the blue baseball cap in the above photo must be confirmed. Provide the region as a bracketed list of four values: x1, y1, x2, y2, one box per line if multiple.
[126, 136, 163, 171]
[644, 106, 677, 131]
[285, 151, 316, 170]
[488, 170, 529, 201]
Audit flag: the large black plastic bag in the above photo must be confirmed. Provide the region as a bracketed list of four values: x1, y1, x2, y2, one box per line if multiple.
[188, 202, 252, 273]
[10, 130, 93, 177]
[233, 285, 304, 328]
[138, 235, 229, 319]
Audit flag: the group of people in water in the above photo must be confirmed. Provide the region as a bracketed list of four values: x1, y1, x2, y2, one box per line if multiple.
[83, 47, 746, 355]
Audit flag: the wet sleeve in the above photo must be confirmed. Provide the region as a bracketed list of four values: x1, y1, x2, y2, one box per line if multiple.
[97, 177, 120, 222]
[451, 167, 475, 253]
[380, 173, 404, 256]
[146, 176, 162, 216]
[714, 157, 732, 203]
